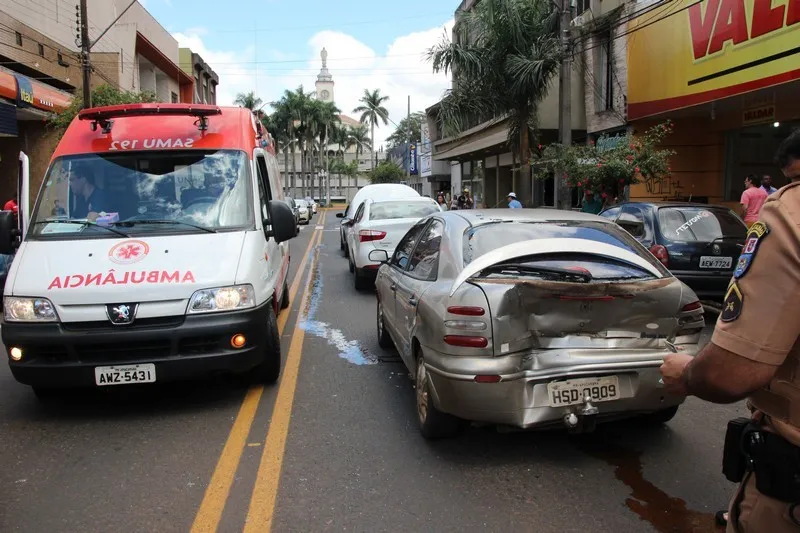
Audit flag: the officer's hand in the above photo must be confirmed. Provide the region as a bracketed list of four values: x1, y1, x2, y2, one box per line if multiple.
[660, 352, 694, 397]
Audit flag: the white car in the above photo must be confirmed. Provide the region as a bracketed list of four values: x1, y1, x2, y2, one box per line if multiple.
[294, 199, 311, 224]
[347, 197, 441, 290]
[337, 183, 420, 255]
[305, 197, 318, 215]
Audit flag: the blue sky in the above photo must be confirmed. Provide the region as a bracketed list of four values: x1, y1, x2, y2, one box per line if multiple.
[142, 0, 456, 146]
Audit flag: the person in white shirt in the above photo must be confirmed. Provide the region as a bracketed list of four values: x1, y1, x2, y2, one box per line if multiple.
[761, 174, 778, 195]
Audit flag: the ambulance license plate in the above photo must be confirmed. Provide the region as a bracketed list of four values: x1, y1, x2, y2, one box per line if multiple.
[95, 364, 156, 386]
[548, 376, 620, 407]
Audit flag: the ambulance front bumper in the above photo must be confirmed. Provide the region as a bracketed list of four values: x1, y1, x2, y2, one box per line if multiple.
[2, 303, 271, 388]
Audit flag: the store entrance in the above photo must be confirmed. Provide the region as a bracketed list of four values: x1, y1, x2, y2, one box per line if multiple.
[724, 121, 799, 200]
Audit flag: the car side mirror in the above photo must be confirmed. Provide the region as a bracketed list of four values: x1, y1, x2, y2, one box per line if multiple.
[266, 200, 296, 244]
[368, 249, 389, 263]
[0, 211, 17, 255]
[336, 212, 344, 218]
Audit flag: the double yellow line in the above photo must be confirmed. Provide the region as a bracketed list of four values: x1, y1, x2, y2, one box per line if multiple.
[191, 211, 326, 533]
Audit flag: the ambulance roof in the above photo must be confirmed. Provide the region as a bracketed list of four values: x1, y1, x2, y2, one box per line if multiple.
[53, 104, 275, 160]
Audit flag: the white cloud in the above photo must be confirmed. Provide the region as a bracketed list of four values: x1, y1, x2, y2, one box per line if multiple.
[172, 19, 454, 148]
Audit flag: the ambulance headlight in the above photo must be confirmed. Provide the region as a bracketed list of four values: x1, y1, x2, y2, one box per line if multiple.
[4, 297, 59, 322]
[187, 285, 256, 314]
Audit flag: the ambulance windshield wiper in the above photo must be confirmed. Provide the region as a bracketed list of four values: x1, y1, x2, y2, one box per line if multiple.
[113, 219, 217, 233]
[33, 219, 130, 237]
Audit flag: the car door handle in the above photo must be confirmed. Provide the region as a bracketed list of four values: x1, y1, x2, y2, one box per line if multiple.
[408, 296, 418, 307]
[390, 283, 397, 291]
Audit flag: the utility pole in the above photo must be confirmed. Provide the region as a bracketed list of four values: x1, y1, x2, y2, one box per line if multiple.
[78, 0, 91, 109]
[406, 95, 411, 180]
[556, 0, 572, 209]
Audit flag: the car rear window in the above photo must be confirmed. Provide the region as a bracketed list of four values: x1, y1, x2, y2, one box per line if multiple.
[464, 221, 668, 274]
[481, 254, 657, 282]
[657, 207, 745, 242]
[369, 201, 439, 221]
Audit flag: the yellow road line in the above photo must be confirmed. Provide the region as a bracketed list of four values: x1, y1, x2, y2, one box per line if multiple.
[243, 223, 324, 533]
[190, 215, 325, 533]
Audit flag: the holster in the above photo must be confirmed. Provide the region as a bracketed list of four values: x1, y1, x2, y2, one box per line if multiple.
[723, 416, 800, 503]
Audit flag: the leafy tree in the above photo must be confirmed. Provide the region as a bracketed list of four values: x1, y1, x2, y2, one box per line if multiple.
[427, 0, 562, 206]
[368, 160, 405, 184]
[353, 89, 390, 169]
[537, 121, 676, 201]
[386, 112, 425, 149]
[50, 84, 156, 137]
[234, 91, 263, 110]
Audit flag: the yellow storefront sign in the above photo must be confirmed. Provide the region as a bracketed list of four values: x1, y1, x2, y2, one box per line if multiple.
[627, 0, 800, 120]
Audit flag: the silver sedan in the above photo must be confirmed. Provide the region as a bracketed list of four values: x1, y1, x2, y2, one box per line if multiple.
[370, 209, 705, 439]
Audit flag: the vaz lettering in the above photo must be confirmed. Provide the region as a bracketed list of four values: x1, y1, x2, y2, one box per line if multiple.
[689, 0, 800, 61]
[48, 270, 196, 290]
[109, 138, 196, 151]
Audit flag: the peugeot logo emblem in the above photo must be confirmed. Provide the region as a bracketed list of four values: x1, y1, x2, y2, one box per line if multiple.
[712, 244, 721, 256]
[106, 303, 138, 325]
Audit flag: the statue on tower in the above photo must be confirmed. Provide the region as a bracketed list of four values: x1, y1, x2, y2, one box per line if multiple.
[321, 47, 328, 69]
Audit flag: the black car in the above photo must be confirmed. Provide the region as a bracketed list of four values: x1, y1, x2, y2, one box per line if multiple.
[599, 202, 747, 301]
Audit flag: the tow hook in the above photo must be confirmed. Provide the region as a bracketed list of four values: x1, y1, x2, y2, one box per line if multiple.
[563, 395, 599, 433]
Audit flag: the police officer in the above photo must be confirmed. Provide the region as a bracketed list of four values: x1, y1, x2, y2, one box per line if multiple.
[660, 128, 800, 533]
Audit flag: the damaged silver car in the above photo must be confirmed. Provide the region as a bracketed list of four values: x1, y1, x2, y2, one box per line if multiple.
[370, 209, 705, 439]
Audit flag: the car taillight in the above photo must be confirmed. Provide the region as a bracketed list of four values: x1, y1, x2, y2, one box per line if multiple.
[681, 301, 702, 312]
[444, 335, 489, 348]
[446, 306, 486, 316]
[359, 230, 386, 242]
[650, 244, 669, 267]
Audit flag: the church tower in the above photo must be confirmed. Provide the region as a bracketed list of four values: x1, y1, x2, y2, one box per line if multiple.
[315, 48, 334, 103]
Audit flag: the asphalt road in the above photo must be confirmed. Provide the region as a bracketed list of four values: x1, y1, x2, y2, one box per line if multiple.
[0, 210, 746, 533]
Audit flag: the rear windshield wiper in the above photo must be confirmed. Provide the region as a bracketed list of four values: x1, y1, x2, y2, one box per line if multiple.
[112, 219, 217, 233]
[482, 263, 592, 283]
[33, 219, 130, 237]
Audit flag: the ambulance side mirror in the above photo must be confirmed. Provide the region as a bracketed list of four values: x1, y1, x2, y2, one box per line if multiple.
[0, 211, 17, 255]
[266, 200, 296, 244]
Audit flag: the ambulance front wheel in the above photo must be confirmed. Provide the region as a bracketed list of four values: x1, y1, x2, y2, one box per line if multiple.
[248, 304, 281, 384]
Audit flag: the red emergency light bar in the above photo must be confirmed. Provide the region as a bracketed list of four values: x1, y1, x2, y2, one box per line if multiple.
[78, 104, 223, 133]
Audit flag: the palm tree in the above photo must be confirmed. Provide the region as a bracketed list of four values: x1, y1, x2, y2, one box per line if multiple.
[234, 91, 263, 110]
[348, 125, 372, 160]
[353, 89, 390, 170]
[272, 87, 309, 196]
[308, 100, 341, 203]
[427, 0, 562, 207]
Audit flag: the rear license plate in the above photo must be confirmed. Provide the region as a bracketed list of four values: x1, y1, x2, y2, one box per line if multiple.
[547, 376, 620, 407]
[699, 256, 732, 269]
[95, 364, 156, 386]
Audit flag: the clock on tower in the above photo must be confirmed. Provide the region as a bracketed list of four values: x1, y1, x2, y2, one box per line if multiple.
[321, 89, 330, 100]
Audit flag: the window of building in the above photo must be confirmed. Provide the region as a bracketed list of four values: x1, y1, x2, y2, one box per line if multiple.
[38, 43, 44, 57]
[593, 30, 614, 112]
[15, 32, 22, 46]
[576, 0, 591, 14]
[171, 92, 178, 103]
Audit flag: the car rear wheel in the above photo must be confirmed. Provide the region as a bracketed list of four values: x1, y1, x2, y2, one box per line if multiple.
[248, 305, 281, 384]
[416, 355, 460, 440]
[348, 254, 355, 273]
[377, 301, 393, 349]
[642, 405, 679, 425]
[354, 267, 369, 291]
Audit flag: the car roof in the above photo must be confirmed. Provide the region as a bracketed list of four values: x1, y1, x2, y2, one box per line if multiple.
[442, 208, 616, 227]
[348, 184, 421, 214]
[606, 201, 733, 210]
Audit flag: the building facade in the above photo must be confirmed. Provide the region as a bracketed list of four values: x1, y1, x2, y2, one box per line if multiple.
[426, 0, 587, 209]
[624, 0, 800, 210]
[179, 48, 219, 104]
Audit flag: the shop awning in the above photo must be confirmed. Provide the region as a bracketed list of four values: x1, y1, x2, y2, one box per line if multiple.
[433, 129, 509, 161]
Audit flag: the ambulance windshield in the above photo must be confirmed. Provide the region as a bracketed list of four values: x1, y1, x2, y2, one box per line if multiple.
[28, 149, 253, 239]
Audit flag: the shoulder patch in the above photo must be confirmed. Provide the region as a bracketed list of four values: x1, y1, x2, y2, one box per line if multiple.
[721, 281, 744, 322]
[734, 221, 770, 279]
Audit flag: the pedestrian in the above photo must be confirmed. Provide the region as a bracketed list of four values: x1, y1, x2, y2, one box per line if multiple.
[740, 174, 768, 228]
[659, 128, 800, 533]
[507, 192, 522, 208]
[436, 193, 448, 211]
[761, 175, 778, 196]
[581, 190, 605, 214]
[462, 189, 474, 209]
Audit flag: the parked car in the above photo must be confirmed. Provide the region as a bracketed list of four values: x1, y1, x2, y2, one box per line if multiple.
[284, 196, 300, 228]
[346, 197, 442, 290]
[599, 202, 747, 301]
[337, 183, 420, 255]
[294, 199, 311, 224]
[370, 209, 705, 439]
